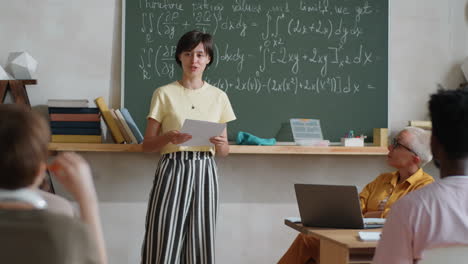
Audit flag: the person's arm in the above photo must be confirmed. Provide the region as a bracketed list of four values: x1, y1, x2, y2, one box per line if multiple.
[210, 128, 229, 157]
[360, 175, 386, 218]
[363, 210, 384, 218]
[212, 92, 235, 157]
[142, 118, 191, 153]
[49, 152, 107, 264]
[372, 202, 414, 264]
[359, 180, 374, 215]
[364, 197, 387, 218]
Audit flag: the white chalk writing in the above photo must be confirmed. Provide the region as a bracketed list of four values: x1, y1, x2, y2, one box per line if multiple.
[133, 0, 383, 95]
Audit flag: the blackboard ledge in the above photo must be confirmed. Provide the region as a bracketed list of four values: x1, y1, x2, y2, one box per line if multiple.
[229, 145, 387, 155]
[49, 143, 387, 155]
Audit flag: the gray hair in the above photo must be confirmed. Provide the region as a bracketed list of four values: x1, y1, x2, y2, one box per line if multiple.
[402, 126, 432, 167]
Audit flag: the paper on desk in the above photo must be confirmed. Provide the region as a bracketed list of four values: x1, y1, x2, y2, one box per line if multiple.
[178, 119, 226, 147]
[358, 231, 381, 241]
[363, 218, 386, 225]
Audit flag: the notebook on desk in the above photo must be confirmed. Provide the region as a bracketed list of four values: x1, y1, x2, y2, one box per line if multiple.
[294, 184, 385, 229]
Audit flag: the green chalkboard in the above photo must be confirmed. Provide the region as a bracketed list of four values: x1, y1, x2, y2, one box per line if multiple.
[123, 0, 388, 142]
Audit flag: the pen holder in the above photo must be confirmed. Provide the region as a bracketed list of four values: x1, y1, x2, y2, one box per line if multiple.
[341, 137, 364, 147]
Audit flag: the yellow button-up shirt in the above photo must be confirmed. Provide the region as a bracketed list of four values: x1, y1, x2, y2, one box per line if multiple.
[359, 168, 434, 218]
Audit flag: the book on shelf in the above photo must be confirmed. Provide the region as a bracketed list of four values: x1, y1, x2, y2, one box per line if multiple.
[110, 109, 130, 144]
[48, 104, 103, 143]
[94, 97, 125, 144]
[51, 127, 101, 135]
[51, 135, 102, 143]
[120, 108, 144, 143]
[48, 107, 99, 114]
[47, 99, 89, 108]
[115, 109, 138, 144]
[50, 121, 101, 128]
[49, 113, 100, 122]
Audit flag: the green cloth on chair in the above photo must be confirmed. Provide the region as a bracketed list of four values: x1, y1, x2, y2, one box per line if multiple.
[236, 131, 276, 146]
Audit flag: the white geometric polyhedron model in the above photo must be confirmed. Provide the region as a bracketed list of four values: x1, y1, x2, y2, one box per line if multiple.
[5, 51, 38, 79]
[0, 65, 12, 80]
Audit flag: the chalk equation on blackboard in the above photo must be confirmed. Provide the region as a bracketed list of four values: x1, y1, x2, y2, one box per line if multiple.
[126, 0, 388, 141]
[134, 0, 382, 95]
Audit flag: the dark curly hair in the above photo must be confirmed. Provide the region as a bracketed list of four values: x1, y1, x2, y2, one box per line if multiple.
[429, 86, 468, 159]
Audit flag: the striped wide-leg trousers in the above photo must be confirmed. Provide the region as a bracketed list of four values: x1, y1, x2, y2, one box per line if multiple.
[141, 151, 218, 264]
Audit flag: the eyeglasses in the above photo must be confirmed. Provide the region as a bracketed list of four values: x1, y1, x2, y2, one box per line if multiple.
[182, 51, 207, 59]
[391, 138, 418, 156]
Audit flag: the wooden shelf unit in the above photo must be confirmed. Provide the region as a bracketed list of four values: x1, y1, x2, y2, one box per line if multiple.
[48, 143, 388, 155]
[48, 143, 143, 152]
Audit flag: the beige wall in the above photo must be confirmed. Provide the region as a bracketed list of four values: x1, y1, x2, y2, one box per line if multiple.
[1, 0, 467, 263]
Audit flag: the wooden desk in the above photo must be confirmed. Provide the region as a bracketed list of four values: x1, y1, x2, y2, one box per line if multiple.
[285, 220, 379, 264]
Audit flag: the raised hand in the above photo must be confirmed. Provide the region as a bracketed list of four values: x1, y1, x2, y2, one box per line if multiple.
[48, 152, 107, 264]
[48, 152, 97, 203]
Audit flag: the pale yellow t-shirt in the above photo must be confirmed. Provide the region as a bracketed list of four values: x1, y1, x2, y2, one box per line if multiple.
[147, 81, 236, 154]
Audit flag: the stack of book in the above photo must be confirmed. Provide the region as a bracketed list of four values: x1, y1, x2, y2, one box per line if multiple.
[48, 99, 102, 143]
[95, 97, 143, 144]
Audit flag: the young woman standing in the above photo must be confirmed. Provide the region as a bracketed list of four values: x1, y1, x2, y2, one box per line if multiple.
[141, 30, 236, 264]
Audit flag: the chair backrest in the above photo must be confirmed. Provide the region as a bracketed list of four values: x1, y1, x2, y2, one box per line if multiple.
[0, 209, 99, 264]
[419, 246, 468, 264]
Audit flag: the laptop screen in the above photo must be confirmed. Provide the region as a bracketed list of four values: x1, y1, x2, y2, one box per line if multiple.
[294, 184, 365, 229]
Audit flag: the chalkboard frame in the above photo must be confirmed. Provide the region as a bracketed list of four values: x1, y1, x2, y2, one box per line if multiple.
[121, 0, 389, 142]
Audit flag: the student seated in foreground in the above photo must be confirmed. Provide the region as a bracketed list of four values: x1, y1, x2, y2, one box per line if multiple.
[278, 127, 434, 264]
[0, 104, 107, 264]
[373, 87, 468, 264]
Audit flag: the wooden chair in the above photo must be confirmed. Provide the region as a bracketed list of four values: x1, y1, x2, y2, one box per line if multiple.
[0, 210, 99, 264]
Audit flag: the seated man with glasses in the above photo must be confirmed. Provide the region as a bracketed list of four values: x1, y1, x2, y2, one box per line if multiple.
[278, 127, 435, 264]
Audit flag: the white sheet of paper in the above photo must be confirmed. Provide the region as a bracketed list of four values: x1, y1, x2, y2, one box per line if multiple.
[358, 231, 381, 241]
[178, 119, 226, 147]
[363, 218, 386, 225]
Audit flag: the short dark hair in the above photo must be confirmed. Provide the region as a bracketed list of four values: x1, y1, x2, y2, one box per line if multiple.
[0, 104, 50, 189]
[429, 87, 468, 159]
[175, 30, 214, 67]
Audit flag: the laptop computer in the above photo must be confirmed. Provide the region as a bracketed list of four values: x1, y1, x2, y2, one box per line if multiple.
[294, 184, 384, 229]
